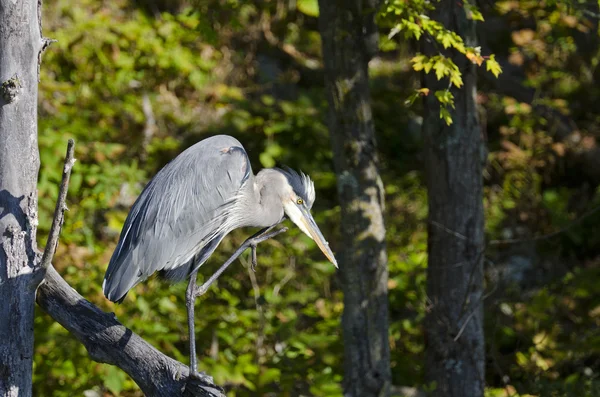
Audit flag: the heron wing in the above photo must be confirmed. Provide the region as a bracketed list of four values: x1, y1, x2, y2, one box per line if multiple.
[103, 135, 252, 302]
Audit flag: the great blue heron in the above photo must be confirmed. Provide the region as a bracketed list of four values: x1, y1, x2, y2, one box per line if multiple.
[102, 134, 337, 378]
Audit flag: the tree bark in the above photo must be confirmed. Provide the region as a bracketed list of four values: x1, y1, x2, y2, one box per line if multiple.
[318, 2, 390, 396]
[422, 3, 485, 397]
[36, 266, 224, 397]
[0, 0, 43, 394]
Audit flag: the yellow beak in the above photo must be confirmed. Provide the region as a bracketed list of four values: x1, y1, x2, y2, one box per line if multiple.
[284, 202, 338, 268]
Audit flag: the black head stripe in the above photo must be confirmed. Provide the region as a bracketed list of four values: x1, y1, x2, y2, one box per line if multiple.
[276, 167, 316, 209]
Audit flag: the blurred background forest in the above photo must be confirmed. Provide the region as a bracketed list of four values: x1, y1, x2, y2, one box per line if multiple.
[33, 0, 600, 396]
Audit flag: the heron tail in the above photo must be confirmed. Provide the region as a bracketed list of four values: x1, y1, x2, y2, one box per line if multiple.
[102, 254, 142, 303]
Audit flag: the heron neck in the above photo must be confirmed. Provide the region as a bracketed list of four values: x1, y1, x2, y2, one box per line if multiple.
[248, 170, 285, 228]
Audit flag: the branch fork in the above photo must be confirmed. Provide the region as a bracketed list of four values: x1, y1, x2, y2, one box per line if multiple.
[39, 139, 75, 272]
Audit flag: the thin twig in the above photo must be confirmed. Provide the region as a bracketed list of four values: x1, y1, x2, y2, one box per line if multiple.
[40, 139, 75, 270]
[489, 204, 600, 245]
[429, 220, 469, 241]
[430, 204, 600, 247]
[482, 259, 500, 300]
[458, 248, 485, 319]
[454, 304, 479, 342]
[241, 255, 266, 362]
[454, 258, 499, 342]
[273, 256, 295, 298]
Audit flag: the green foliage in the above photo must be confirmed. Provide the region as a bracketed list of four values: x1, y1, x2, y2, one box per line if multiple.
[36, 1, 345, 395]
[486, 266, 600, 397]
[379, 0, 502, 124]
[33, 0, 600, 396]
[38, 0, 221, 248]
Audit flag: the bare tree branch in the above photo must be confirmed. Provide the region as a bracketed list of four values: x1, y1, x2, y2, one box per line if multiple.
[40, 139, 75, 271]
[431, 204, 600, 247]
[36, 266, 225, 397]
[489, 204, 600, 246]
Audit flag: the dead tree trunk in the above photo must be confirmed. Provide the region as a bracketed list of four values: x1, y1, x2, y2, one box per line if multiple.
[318, 1, 391, 396]
[422, 3, 486, 397]
[0, 0, 43, 394]
[0, 2, 224, 396]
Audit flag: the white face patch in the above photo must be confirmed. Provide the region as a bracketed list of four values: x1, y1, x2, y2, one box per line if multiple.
[283, 200, 312, 239]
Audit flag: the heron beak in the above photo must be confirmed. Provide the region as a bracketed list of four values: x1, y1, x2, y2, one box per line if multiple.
[284, 202, 338, 268]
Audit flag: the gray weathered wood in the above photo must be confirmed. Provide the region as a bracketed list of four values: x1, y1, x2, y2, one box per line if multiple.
[0, 0, 43, 394]
[422, 2, 486, 397]
[317, 1, 391, 396]
[36, 266, 224, 397]
[40, 139, 75, 271]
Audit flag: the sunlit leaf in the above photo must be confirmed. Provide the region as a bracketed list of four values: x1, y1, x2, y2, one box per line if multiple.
[486, 54, 503, 77]
[297, 0, 319, 17]
[439, 106, 453, 125]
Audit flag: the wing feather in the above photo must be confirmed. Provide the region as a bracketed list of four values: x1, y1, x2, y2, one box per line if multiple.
[103, 135, 252, 302]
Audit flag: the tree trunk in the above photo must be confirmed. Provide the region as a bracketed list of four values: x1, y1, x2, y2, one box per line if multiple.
[0, 0, 43, 395]
[422, 3, 485, 397]
[318, 2, 390, 396]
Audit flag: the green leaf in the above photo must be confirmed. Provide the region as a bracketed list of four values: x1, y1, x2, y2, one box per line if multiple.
[401, 20, 423, 40]
[423, 58, 434, 74]
[486, 54, 503, 77]
[439, 31, 453, 48]
[465, 1, 485, 21]
[104, 366, 127, 396]
[258, 368, 281, 386]
[434, 90, 454, 106]
[449, 69, 463, 88]
[433, 59, 448, 80]
[411, 54, 428, 71]
[405, 91, 421, 106]
[439, 106, 453, 126]
[469, 9, 484, 21]
[297, 0, 319, 17]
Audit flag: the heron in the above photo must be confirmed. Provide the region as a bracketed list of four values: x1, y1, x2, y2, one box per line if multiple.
[102, 134, 337, 378]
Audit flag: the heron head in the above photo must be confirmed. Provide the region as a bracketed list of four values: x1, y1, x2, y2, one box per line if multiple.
[277, 168, 338, 268]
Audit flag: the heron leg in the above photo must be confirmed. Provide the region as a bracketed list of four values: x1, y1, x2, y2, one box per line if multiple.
[194, 226, 288, 298]
[186, 269, 199, 376]
[250, 243, 258, 272]
[249, 224, 272, 272]
[186, 225, 286, 381]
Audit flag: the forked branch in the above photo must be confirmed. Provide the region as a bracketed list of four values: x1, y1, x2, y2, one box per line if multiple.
[40, 138, 75, 270]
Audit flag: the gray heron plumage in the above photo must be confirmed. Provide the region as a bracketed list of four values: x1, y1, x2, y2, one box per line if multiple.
[102, 134, 337, 377]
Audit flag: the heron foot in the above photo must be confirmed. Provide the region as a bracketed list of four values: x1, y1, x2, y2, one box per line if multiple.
[249, 226, 288, 273]
[190, 370, 213, 383]
[184, 370, 224, 396]
[194, 283, 209, 297]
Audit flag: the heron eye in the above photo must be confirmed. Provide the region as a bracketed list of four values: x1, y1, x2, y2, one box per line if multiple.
[296, 198, 304, 205]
